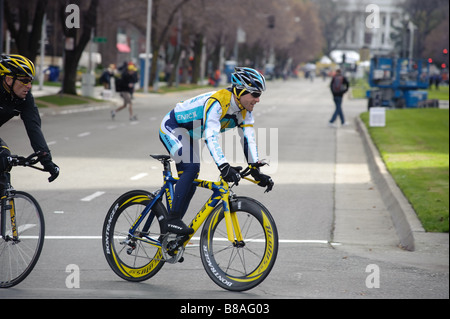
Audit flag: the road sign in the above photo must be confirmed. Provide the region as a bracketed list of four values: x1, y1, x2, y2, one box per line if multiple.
[93, 37, 107, 43]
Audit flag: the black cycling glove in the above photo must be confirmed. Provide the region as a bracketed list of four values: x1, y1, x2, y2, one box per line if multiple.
[249, 164, 274, 192]
[39, 152, 60, 182]
[219, 163, 241, 184]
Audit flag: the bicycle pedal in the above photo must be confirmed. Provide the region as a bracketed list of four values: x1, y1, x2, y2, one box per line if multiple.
[161, 233, 185, 264]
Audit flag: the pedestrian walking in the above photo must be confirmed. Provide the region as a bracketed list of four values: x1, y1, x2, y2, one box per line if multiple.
[328, 69, 350, 127]
[99, 64, 116, 89]
[111, 64, 138, 121]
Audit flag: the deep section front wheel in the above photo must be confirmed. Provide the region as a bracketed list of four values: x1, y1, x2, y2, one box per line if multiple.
[102, 190, 167, 282]
[200, 196, 278, 291]
[0, 191, 45, 288]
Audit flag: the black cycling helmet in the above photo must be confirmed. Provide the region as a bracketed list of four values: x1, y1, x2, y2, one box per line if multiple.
[0, 54, 36, 80]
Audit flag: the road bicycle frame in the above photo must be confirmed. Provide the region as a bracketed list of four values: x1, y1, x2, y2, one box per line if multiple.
[126, 163, 243, 249]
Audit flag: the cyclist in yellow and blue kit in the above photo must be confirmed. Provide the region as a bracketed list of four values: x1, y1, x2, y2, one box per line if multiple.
[159, 67, 273, 235]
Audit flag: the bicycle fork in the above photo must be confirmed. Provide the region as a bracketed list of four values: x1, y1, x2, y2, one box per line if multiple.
[1, 196, 18, 241]
[1, 173, 17, 241]
[223, 193, 244, 245]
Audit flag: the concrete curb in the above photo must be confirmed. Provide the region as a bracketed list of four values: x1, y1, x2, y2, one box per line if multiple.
[355, 116, 425, 251]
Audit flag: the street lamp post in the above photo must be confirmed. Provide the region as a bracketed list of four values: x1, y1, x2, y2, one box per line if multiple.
[143, 0, 152, 94]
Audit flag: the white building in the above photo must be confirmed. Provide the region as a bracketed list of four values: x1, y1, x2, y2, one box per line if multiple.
[335, 0, 406, 56]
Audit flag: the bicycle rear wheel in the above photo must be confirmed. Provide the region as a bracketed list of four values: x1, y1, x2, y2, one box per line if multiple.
[0, 191, 45, 288]
[200, 196, 278, 291]
[102, 190, 167, 282]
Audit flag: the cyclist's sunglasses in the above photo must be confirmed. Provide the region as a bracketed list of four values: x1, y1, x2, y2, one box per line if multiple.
[250, 92, 262, 98]
[7, 76, 33, 85]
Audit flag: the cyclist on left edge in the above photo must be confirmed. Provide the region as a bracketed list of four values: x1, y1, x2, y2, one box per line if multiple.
[0, 54, 59, 185]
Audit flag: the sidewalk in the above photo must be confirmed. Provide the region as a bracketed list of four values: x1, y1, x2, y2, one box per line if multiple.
[333, 96, 449, 272]
[33, 85, 118, 116]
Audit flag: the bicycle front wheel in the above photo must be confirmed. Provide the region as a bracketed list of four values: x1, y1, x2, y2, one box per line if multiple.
[200, 196, 278, 291]
[102, 190, 167, 282]
[0, 191, 45, 288]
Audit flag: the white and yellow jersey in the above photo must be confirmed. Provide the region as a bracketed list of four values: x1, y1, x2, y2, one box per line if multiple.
[169, 88, 258, 166]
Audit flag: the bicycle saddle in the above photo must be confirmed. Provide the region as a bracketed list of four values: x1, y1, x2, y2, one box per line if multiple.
[150, 154, 171, 161]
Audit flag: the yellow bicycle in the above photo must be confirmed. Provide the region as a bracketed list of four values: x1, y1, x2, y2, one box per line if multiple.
[102, 154, 278, 291]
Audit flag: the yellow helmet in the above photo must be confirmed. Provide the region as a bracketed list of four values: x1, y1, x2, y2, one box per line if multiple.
[0, 54, 36, 79]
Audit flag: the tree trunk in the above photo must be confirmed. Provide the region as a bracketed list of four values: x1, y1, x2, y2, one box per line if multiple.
[61, 0, 99, 95]
[191, 33, 203, 84]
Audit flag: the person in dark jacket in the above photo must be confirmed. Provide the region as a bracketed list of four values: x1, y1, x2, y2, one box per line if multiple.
[328, 69, 350, 127]
[111, 64, 138, 121]
[0, 54, 59, 182]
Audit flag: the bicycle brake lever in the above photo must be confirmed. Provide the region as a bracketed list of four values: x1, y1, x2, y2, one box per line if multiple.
[256, 159, 270, 168]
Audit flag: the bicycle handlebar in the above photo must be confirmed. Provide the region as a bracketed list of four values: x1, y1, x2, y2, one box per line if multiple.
[7, 151, 49, 177]
[231, 160, 274, 193]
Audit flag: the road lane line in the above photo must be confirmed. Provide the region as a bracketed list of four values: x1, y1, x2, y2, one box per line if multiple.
[77, 132, 91, 137]
[38, 236, 339, 245]
[130, 173, 148, 181]
[80, 191, 105, 202]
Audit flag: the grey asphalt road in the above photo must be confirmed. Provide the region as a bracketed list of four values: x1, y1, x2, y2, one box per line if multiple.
[0, 78, 448, 302]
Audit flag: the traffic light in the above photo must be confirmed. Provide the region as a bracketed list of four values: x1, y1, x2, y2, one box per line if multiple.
[442, 63, 447, 69]
[443, 48, 448, 55]
[428, 58, 433, 63]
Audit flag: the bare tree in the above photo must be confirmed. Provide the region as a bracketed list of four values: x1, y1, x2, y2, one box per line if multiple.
[4, 0, 49, 62]
[402, 0, 449, 59]
[117, 0, 191, 85]
[312, 0, 353, 59]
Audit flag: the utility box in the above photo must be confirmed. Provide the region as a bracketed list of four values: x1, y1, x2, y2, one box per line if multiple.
[369, 107, 386, 127]
[81, 73, 96, 98]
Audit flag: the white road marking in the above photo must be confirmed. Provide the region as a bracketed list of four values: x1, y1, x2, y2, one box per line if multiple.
[38, 236, 339, 245]
[77, 132, 91, 138]
[80, 191, 105, 202]
[130, 173, 148, 181]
